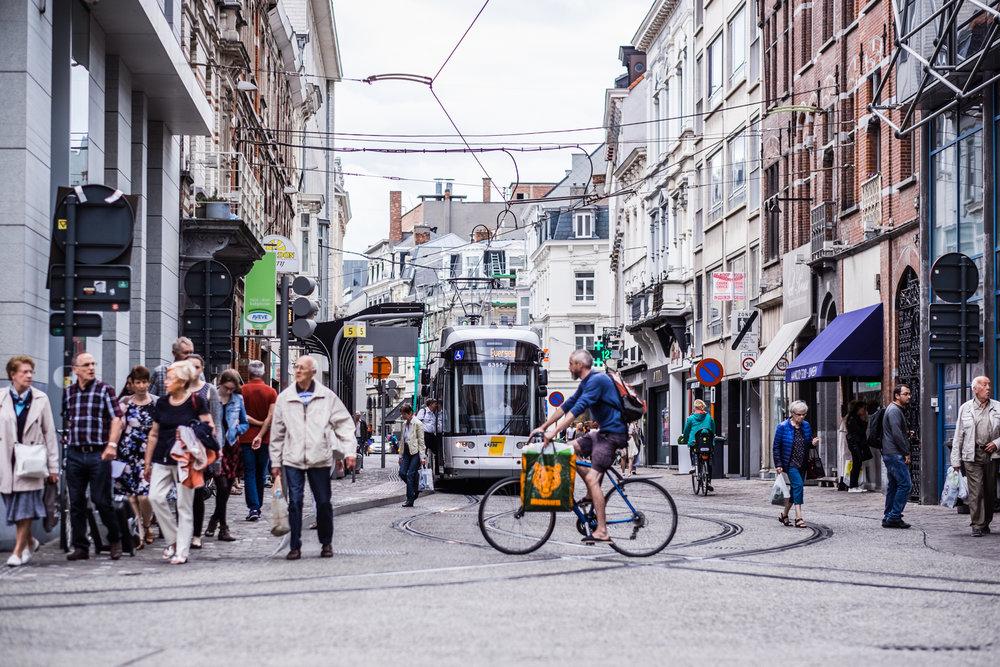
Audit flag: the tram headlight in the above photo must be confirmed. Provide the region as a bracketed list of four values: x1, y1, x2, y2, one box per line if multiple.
[515, 442, 527, 449]
[455, 441, 475, 449]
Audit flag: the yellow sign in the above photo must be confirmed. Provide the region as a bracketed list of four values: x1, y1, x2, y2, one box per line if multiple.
[344, 322, 367, 338]
[57, 219, 67, 231]
[487, 436, 506, 456]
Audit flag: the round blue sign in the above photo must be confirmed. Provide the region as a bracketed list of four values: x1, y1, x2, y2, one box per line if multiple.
[695, 358, 724, 387]
[548, 391, 565, 407]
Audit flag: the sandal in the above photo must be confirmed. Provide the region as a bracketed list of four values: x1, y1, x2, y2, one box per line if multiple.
[794, 518, 807, 528]
[162, 544, 176, 560]
[582, 534, 614, 544]
[169, 556, 188, 565]
[144, 528, 155, 545]
[778, 513, 791, 526]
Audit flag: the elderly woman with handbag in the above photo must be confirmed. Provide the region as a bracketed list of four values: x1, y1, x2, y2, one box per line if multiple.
[1, 356, 59, 567]
[772, 400, 820, 528]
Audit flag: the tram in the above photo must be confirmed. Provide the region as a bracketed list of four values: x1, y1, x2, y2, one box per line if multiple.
[422, 326, 547, 480]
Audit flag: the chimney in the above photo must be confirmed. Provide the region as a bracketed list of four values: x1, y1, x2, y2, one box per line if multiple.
[414, 224, 432, 245]
[473, 227, 492, 243]
[389, 190, 402, 242]
[482, 178, 491, 202]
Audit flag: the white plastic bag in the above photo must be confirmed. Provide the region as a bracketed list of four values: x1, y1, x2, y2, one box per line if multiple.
[770, 473, 790, 506]
[940, 468, 961, 508]
[418, 466, 434, 492]
[958, 473, 969, 501]
[271, 481, 290, 536]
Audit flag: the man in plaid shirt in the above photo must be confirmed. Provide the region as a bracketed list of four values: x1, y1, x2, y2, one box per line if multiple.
[64, 352, 125, 560]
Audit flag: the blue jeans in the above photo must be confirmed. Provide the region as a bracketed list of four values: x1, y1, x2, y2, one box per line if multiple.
[241, 444, 270, 512]
[882, 454, 912, 522]
[282, 466, 332, 551]
[787, 467, 805, 505]
[399, 450, 421, 503]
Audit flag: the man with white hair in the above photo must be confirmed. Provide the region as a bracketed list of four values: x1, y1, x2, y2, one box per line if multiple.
[149, 336, 193, 397]
[270, 355, 356, 559]
[951, 376, 999, 537]
[240, 359, 277, 521]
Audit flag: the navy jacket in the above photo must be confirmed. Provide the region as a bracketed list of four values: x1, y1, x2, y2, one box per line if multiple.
[772, 418, 813, 470]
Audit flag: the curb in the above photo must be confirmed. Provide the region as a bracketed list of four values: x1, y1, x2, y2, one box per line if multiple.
[333, 490, 436, 516]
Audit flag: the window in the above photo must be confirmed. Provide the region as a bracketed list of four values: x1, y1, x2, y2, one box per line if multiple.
[520, 296, 530, 325]
[464, 255, 479, 277]
[300, 230, 311, 271]
[728, 5, 747, 84]
[765, 164, 780, 259]
[748, 117, 761, 210]
[707, 34, 723, 103]
[694, 54, 704, 135]
[706, 269, 722, 337]
[708, 149, 724, 216]
[575, 324, 595, 351]
[749, 0, 761, 83]
[575, 271, 595, 302]
[69, 0, 91, 187]
[574, 212, 594, 238]
[449, 254, 461, 278]
[652, 87, 661, 152]
[484, 250, 506, 276]
[749, 245, 760, 299]
[659, 85, 669, 147]
[729, 131, 747, 204]
[675, 63, 685, 135]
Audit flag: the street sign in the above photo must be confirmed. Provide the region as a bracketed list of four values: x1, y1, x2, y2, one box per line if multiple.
[740, 353, 757, 375]
[184, 260, 233, 308]
[548, 391, 565, 407]
[695, 358, 724, 386]
[928, 303, 981, 362]
[50, 264, 132, 311]
[776, 357, 789, 372]
[931, 252, 979, 303]
[181, 308, 235, 364]
[262, 234, 300, 274]
[731, 310, 759, 351]
[51, 184, 136, 265]
[50, 313, 102, 337]
[372, 356, 392, 380]
[357, 344, 374, 353]
[344, 322, 367, 338]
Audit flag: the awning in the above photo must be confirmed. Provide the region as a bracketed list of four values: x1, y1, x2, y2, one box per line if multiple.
[743, 317, 811, 381]
[785, 304, 883, 382]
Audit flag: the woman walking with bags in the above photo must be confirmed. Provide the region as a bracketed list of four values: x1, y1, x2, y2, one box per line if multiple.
[206, 369, 248, 542]
[186, 354, 223, 549]
[1, 356, 59, 567]
[117, 366, 157, 548]
[772, 400, 820, 528]
[844, 400, 871, 492]
[144, 361, 214, 565]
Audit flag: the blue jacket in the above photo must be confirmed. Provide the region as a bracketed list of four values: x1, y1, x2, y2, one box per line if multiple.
[223, 393, 250, 446]
[772, 418, 813, 470]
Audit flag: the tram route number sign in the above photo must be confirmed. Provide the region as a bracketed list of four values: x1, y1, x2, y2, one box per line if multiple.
[343, 322, 367, 338]
[695, 358, 724, 387]
[372, 356, 392, 380]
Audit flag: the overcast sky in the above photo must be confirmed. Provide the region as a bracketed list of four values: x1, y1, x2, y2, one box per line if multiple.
[334, 0, 650, 253]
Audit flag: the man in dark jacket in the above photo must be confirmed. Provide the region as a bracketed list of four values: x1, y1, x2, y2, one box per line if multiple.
[354, 412, 370, 455]
[882, 385, 914, 529]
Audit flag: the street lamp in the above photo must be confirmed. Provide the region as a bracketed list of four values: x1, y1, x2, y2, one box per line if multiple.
[237, 80, 258, 92]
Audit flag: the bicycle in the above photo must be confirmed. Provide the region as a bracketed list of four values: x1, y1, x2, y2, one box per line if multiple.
[691, 443, 712, 496]
[478, 460, 678, 557]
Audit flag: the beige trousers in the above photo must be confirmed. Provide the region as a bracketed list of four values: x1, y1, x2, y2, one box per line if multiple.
[149, 463, 196, 558]
[965, 446, 997, 530]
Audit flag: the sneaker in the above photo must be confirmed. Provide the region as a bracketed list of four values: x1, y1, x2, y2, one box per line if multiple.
[972, 527, 983, 537]
[6, 553, 22, 567]
[848, 487, 868, 493]
[882, 519, 911, 529]
[190, 537, 202, 549]
[706, 483, 714, 492]
[19, 549, 31, 565]
[246, 510, 260, 522]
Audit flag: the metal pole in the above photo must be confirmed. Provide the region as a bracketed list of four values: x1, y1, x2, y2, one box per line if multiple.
[203, 260, 212, 373]
[60, 194, 78, 553]
[380, 379, 387, 469]
[279, 274, 290, 390]
[960, 261, 968, 406]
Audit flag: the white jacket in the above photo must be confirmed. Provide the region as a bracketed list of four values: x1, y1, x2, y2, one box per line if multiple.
[269, 381, 355, 470]
[951, 398, 1000, 467]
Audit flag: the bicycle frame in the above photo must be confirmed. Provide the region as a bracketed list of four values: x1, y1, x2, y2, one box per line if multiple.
[572, 460, 658, 528]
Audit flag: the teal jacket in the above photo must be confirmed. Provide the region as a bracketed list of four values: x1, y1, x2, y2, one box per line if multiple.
[681, 412, 715, 446]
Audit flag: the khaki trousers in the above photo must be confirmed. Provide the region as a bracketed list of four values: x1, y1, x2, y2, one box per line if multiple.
[149, 463, 196, 558]
[965, 447, 997, 530]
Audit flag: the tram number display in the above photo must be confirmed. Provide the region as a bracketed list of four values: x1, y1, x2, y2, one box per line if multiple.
[487, 436, 506, 456]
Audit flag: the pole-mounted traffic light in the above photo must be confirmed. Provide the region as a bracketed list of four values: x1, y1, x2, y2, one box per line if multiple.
[291, 275, 319, 339]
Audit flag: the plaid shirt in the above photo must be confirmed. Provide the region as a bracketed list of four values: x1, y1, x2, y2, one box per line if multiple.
[64, 379, 124, 447]
[149, 364, 168, 398]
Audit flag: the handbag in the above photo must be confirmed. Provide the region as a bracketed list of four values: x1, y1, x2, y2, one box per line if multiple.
[520, 441, 576, 512]
[805, 451, 826, 480]
[271, 480, 290, 537]
[14, 442, 48, 479]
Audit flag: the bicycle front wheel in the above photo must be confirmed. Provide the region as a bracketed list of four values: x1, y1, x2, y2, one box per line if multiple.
[478, 477, 555, 555]
[604, 478, 678, 557]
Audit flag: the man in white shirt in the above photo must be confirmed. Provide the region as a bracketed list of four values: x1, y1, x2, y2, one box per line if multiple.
[416, 398, 444, 474]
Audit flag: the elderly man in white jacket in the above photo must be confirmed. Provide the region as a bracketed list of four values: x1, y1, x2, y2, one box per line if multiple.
[951, 376, 1000, 537]
[270, 356, 356, 560]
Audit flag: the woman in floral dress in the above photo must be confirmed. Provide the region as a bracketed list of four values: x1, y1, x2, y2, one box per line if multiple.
[118, 366, 157, 548]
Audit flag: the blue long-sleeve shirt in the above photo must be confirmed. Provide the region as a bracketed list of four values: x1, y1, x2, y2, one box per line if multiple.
[561, 372, 627, 434]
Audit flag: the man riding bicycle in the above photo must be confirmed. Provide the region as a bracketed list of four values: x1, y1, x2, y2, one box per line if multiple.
[531, 349, 629, 544]
[680, 399, 715, 492]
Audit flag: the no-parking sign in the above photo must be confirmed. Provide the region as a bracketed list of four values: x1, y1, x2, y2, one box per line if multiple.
[548, 391, 565, 407]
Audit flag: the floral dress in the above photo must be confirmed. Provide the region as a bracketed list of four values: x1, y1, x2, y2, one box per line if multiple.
[116, 397, 155, 496]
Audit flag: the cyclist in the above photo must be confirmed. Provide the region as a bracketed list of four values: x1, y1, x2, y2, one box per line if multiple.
[680, 399, 716, 492]
[531, 349, 629, 544]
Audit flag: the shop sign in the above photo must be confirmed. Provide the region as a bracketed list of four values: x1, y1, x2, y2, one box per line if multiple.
[711, 272, 745, 301]
[262, 234, 300, 274]
[243, 252, 276, 332]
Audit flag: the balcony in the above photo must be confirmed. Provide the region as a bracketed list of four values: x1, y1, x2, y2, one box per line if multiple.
[860, 173, 882, 237]
[810, 201, 838, 260]
[188, 150, 267, 241]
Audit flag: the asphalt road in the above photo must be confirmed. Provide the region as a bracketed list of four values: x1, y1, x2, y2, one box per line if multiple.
[1, 472, 998, 666]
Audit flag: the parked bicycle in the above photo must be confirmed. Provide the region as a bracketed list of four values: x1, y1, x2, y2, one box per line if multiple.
[477, 460, 677, 557]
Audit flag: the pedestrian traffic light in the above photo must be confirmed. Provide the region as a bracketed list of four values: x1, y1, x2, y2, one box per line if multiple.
[291, 275, 319, 339]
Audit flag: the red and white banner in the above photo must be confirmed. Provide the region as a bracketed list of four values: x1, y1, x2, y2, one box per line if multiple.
[712, 272, 746, 301]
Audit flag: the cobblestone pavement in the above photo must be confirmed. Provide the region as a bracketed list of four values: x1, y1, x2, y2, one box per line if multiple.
[1, 468, 997, 665]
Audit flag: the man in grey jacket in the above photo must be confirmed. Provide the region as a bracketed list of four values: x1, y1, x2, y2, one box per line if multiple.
[882, 385, 914, 529]
[951, 376, 1000, 537]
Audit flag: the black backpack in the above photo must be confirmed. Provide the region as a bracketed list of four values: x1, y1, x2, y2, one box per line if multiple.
[606, 370, 646, 424]
[866, 406, 885, 450]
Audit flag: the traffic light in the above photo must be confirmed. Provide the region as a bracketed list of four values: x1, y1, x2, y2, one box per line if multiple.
[291, 275, 319, 339]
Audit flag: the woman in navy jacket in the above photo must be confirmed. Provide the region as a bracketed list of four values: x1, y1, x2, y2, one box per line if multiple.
[772, 400, 819, 528]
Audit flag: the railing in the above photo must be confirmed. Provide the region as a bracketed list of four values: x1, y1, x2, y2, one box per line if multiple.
[188, 150, 266, 240]
[810, 201, 837, 259]
[860, 173, 882, 235]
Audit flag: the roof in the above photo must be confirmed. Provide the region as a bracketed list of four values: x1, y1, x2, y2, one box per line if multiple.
[440, 326, 542, 350]
[542, 206, 610, 242]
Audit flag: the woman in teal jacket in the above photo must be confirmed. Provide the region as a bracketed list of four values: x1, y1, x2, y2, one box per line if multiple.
[680, 399, 716, 491]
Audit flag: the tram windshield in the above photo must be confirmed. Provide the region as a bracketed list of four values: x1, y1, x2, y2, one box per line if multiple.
[450, 362, 536, 436]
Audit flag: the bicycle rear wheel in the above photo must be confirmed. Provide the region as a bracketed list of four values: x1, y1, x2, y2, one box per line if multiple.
[478, 477, 555, 555]
[604, 478, 678, 557]
[701, 464, 710, 496]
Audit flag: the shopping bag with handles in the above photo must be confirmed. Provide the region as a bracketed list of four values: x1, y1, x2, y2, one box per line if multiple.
[520, 441, 575, 512]
[419, 465, 434, 492]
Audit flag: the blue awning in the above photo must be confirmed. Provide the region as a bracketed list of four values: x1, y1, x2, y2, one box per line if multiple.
[785, 304, 883, 382]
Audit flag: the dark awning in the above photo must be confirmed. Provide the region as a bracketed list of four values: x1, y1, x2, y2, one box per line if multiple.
[785, 304, 883, 382]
